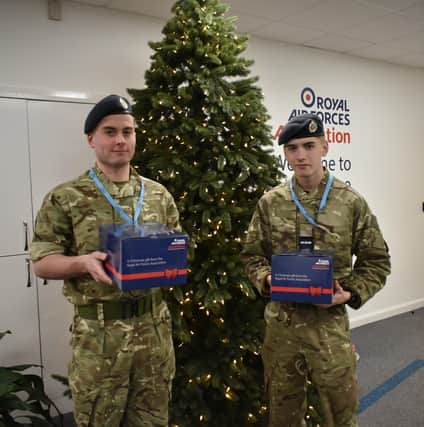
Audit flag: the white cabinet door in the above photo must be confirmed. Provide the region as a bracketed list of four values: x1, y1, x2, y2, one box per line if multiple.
[28, 100, 94, 212]
[28, 100, 94, 412]
[0, 98, 33, 256]
[0, 255, 40, 371]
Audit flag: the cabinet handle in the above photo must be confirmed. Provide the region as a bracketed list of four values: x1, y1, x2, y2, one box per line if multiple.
[43, 279, 48, 285]
[23, 221, 29, 251]
[25, 258, 31, 287]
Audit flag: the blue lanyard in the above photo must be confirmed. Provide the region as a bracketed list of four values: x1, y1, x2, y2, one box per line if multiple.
[89, 168, 145, 225]
[289, 174, 334, 227]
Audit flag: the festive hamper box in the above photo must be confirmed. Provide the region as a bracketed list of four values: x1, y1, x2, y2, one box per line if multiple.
[271, 251, 333, 304]
[100, 222, 188, 291]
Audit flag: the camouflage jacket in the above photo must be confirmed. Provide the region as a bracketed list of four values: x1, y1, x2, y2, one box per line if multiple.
[241, 170, 391, 309]
[31, 164, 181, 305]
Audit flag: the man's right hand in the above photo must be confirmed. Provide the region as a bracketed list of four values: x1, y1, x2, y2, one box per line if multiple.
[32, 252, 113, 285]
[261, 274, 271, 297]
[266, 274, 272, 287]
[82, 251, 113, 285]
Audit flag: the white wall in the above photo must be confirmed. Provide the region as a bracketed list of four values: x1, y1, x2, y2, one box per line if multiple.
[1, 0, 423, 329]
[0, 0, 159, 99]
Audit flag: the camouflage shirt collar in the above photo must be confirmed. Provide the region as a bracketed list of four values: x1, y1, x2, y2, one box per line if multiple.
[92, 164, 141, 198]
[293, 167, 329, 199]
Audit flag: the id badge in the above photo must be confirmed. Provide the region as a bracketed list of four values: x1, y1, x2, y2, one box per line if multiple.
[299, 236, 314, 252]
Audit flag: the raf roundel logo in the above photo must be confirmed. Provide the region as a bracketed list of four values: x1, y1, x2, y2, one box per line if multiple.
[119, 97, 129, 109]
[301, 87, 315, 108]
[309, 119, 318, 133]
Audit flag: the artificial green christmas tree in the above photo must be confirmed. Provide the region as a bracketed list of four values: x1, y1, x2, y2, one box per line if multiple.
[129, 0, 320, 425]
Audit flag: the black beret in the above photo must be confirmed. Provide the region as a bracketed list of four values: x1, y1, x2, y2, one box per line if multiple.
[278, 113, 324, 145]
[84, 94, 133, 134]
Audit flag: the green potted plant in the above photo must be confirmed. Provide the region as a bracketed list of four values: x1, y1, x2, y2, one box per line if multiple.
[0, 331, 62, 426]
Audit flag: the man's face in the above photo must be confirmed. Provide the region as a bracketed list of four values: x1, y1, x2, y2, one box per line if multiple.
[283, 136, 328, 179]
[87, 114, 136, 170]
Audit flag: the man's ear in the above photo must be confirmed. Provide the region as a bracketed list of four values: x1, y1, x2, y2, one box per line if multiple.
[87, 133, 94, 148]
[321, 138, 329, 157]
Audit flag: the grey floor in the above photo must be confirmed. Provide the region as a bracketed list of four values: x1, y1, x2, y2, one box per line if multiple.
[353, 308, 424, 427]
[57, 308, 424, 427]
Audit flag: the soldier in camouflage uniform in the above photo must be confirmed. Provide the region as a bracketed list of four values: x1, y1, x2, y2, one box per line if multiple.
[241, 113, 391, 427]
[31, 95, 179, 427]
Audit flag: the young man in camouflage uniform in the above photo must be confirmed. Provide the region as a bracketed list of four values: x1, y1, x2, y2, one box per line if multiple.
[241, 113, 391, 427]
[31, 95, 179, 427]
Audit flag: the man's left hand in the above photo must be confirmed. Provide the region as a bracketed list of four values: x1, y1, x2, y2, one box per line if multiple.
[315, 280, 351, 308]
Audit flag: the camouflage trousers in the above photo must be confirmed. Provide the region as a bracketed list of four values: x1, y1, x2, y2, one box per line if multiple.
[262, 301, 359, 427]
[69, 301, 175, 427]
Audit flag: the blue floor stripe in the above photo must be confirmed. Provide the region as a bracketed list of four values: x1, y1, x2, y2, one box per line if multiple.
[358, 359, 424, 414]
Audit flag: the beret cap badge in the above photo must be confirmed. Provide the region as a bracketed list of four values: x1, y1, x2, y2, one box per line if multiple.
[309, 119, 318, 133]
[119, 97, 129, 109]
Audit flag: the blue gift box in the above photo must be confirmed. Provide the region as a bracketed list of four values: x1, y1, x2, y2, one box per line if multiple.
[99, 222, 188, 291]
[271, 251, 333, 304]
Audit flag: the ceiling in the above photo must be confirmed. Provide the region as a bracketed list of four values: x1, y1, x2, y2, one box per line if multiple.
[71, 0, 424, 69]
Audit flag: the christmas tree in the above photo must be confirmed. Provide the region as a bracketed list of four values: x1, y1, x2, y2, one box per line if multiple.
[128, 0, 321, 425]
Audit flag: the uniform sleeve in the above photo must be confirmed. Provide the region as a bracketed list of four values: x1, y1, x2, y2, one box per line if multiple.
[241, 198, 273, 296]
[164, 190, 181, 231]
[340, 197, 391, 309]
[30, 191, 73, 261]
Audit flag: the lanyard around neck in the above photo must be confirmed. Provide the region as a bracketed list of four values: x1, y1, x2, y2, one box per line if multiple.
[89, 168, 144, 225]
[289, 174, 334, 228]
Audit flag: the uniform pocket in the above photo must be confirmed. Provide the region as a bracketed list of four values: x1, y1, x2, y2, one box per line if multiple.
[69, 317, 107, 388]
[262, 302, 293, 376]
[71, 317, 105, 356]
[153, 303, 176, 380]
